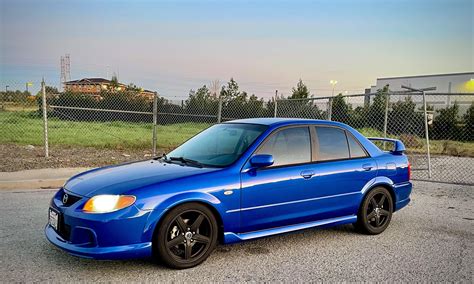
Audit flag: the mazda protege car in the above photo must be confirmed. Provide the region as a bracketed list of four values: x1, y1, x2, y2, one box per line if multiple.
[46, 118, 412, 269]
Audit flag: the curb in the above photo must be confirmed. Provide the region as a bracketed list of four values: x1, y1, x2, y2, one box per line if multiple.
[0, 168, 90, 191]
[0, 178, 67, 190]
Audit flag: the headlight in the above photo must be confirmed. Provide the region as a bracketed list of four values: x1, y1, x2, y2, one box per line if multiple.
[83, 195, 136, 213]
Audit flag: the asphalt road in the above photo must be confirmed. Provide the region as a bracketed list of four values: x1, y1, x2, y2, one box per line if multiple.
[1, 181, 473, 282]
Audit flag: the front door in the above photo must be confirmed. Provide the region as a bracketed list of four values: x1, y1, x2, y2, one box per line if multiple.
[240, 126, 317, 232]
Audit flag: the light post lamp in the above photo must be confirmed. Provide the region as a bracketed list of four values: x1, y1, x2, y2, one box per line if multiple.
[329, 80, 338, 96]
[26, 82, 33, 93]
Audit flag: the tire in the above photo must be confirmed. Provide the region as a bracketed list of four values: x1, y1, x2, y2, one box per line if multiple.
[354, 187, 393, 235]
[154, 203, 218, 269]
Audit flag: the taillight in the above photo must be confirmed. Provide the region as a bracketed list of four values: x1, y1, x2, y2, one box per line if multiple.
[407, 161, 411, 180]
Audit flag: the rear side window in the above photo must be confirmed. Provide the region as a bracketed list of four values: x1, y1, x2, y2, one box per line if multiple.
[315, 127, 349, 161]
[347, 134, 367, 158]
[257, 127, 311, 167]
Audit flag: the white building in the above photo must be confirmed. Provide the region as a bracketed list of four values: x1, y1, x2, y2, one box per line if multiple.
[370, 72, 474, 93]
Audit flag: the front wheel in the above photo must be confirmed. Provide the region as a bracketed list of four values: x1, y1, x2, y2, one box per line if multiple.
[154, 203, 218, 269]
[354, 187, 393, 235]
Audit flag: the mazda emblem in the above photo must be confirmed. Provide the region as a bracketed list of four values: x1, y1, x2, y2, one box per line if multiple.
[62, 193, 69, 204]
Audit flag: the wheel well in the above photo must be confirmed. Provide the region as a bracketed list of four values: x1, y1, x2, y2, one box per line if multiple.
[365, 184, 397, 210]
[152, 201, 225, 248]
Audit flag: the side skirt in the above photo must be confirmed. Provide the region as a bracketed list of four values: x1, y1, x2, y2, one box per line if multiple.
[223, 215, 357, 244]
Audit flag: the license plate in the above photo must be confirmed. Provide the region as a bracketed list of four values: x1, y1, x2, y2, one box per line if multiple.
[49, 208, 59, 231]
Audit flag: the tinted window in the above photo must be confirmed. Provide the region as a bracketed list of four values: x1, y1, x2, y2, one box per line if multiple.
[315, 127, 349, 161]
[347, 134, 367, 158]
[257, 127, 311, 167]
[168, 123, 267, 167]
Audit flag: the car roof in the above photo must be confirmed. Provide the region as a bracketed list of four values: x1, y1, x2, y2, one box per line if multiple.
[224, 117, 344, 127]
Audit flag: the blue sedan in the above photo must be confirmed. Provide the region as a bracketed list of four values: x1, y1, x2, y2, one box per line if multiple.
[46, 118, 412, 269]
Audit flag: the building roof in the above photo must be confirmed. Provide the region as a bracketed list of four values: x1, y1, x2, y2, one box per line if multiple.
[65, 78, 124, 85]
[377, 72, 474, 81]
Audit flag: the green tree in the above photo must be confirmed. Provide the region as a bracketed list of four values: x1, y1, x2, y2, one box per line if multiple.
[366, 85, 389, 131]
[220, 78, 240, 102]
[432, 102, 460, 140]
[290, 79, 310, 99]
[463, 103, 474, 141]
[185, 85, 217, 115]
[331, 94, 352, 124]
[388, 96, 424, 136]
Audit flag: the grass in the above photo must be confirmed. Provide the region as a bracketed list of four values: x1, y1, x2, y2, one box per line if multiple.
[1, 111, 473, 157]
[0, 111, 209, 150]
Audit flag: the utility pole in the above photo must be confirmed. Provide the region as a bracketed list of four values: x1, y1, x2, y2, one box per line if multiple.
[401, 85, 436, 178]
[41, 79, 49, 158]
[274, 90, 278, 117]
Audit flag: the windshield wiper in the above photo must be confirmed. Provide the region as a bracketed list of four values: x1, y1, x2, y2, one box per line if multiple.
[153, 153, 172, 163]
[169, 156, 204, 168]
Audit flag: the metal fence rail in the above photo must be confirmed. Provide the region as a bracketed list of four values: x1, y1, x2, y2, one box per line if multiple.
[0, 79, 472, 185]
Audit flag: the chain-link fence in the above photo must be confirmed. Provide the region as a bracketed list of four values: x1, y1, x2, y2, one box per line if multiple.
[0, 80, 472, 185]
[276, 91, 474, 185]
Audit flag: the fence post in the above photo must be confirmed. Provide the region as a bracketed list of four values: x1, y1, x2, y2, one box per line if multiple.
[327, 97, 333, 120]
[422, 90, 432, 178]
[152, 92, 158, 157]
[274, 90, 278, 118]
[383, 90, 390, 150]
[217, 95, 223, 123]
[41, 79, 49, 158]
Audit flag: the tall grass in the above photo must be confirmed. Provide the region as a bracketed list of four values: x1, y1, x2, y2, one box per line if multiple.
[0, 111, 472, 156]
[0, 111, 209, 150]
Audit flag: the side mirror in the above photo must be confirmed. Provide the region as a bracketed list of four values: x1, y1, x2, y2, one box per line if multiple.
[250, 154, 274, 168]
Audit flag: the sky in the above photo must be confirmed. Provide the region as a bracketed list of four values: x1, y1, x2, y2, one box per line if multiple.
[0, 0, 473, 99]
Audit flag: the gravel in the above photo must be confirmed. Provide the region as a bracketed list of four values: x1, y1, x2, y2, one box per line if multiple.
[1, 181, 473, 282]
[0, 144, 161, 172]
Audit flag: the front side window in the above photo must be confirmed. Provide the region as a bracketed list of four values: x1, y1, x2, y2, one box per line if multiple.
[315, 126, 350, 161]
[256, 127, 311, 167]
[168, 123, 268, 167]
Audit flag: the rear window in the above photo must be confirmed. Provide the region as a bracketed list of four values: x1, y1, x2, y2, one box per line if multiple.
[347, 133, 367, 158]
[315, 127, 349, 161]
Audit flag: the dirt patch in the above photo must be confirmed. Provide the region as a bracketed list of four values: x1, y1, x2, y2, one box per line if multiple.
[0, 144, 168, 172]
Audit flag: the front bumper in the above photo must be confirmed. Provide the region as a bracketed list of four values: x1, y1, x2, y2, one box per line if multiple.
[45, 188, 153, 260]
[45, 225, 152, 259]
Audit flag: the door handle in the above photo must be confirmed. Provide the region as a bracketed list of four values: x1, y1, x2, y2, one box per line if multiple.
[362, 164, 374, 171]
[300, 170, 315, 179]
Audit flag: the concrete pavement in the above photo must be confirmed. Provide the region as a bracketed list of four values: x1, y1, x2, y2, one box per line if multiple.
[0, 181, 473, 282]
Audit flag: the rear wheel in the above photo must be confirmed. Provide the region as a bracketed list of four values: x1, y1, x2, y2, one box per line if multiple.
[355, 187, 393, 234]
[154, 203, 218, 269]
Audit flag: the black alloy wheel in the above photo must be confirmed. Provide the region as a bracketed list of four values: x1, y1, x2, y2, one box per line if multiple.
[155, 203, 218, 269]
[355, 187, 393, 235]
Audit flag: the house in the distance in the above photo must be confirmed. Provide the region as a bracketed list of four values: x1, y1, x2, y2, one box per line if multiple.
[64, 77, 155, 100]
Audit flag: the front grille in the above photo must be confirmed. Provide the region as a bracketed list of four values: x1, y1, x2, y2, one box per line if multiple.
[61, 190, 82, 207]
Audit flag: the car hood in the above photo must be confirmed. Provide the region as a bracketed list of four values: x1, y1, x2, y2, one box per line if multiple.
[64, 160, 219, 197]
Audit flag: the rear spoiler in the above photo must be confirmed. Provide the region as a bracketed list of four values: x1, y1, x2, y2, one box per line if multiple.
[367, 137, 406, 155]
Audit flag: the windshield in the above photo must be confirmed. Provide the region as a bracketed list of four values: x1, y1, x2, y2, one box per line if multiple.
[167, 123, 268, 167]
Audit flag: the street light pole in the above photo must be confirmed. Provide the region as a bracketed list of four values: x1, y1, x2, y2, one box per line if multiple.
[401, 85, 436, 179]
[328, 80, 338, 121]
[330, 80, 338, 96]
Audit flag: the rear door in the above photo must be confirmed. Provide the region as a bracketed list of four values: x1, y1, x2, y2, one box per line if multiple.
[309, 126, 377, 218]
